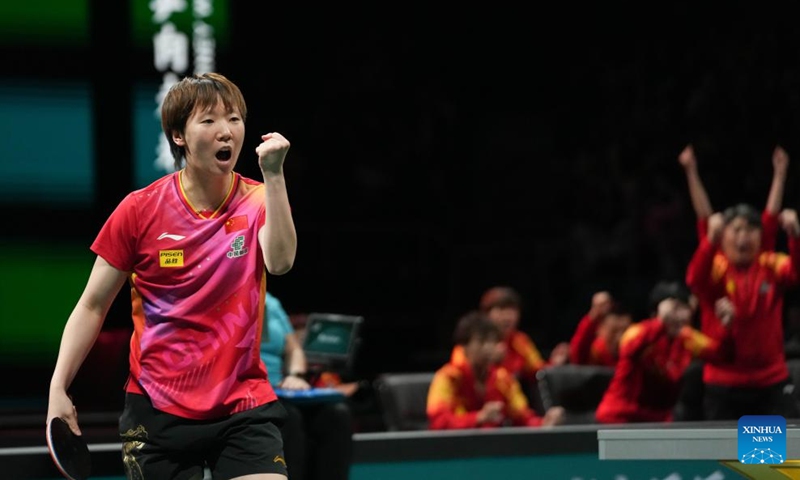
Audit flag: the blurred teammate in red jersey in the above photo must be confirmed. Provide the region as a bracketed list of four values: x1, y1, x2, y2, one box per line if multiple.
[569, 291, 633, 367]
[678, 144, 788, 341]
[427, 310, 565, 430]
[479, 286, 569, 382]
[595, 282, 733, 424]
[686, 206, 800, 420]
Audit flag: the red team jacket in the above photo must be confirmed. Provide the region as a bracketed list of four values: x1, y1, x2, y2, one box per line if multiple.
[569, 313, 619, 367]
[427, 345, 543, 429]
[693, 212, 779, 334]
[499, 330, 548, 383]
[686, 234, 800, 387]
[595, 318, 731, 423]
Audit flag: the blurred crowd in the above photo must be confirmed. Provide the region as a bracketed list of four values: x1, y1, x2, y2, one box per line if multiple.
[423, 143, 800, 429]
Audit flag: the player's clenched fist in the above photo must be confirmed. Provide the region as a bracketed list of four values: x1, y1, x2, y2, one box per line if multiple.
[780, 208, 800, 238]
[256, 132, 290, 174]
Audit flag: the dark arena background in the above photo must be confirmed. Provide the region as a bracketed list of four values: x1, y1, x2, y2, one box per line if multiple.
[3, 1, 800, 479]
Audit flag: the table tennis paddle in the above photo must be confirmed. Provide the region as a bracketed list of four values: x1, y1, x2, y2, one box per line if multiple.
[46, 417, 92, 480]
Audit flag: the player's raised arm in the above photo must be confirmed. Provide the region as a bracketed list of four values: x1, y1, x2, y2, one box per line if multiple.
[678, 144, 714, 220]
[765, 145, 789, 216]
[256, 132, 297, 275]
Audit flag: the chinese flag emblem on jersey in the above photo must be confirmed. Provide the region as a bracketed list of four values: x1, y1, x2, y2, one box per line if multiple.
[225, 215, 248, 234]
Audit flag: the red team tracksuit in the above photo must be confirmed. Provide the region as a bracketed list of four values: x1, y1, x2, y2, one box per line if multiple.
[595, 319, 731, 423]
[427, 345, 545, 429]
[498, 330, 549, 384]
[692, 211, 777, 337]
[686, 230, 800, 390]
[569, 313, 619, 367]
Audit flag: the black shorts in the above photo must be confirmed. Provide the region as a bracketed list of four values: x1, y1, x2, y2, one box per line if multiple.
[119, 393, 288, 480]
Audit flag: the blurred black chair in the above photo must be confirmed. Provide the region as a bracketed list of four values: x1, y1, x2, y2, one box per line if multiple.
[373, 372, 434, 431]
[536, 364, 614, 425]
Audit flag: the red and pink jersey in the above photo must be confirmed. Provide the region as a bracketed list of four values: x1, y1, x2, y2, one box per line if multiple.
[92, 171, 277, 420]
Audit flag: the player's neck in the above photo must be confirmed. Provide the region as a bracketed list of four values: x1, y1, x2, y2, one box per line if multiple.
[179, 169, 234, 213]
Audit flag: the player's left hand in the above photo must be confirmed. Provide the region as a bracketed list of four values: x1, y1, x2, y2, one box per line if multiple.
[542, 406, 566, 427]
[548, 342, 570, 366]
[256, 132, 290, 174]
[714, 297, 736, 327]
[778, 208, 800, 237]
[773, 145, 789, 174]
[780, 209, 800, 238]
[279, 374, 310, 391]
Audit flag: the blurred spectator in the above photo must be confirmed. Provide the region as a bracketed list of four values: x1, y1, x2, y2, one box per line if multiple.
[675, 145, 790, 421]
[479, 286, 569, 384]
[260, 293, 353, 480]
[569, 291, 632, 367]
[686, 207, 800, 420]
[288, 312, 363, 398]
[427, 310, 565, 430]
[595, 281, 733, 424]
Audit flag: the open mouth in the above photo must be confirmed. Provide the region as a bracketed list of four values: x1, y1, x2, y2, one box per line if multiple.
[216, 149, 232, 161]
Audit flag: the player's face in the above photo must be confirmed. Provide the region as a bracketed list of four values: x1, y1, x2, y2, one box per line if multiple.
[487, 307, 519, 338]
[466, 336, 502, 370]
[178, 98, 244, 176]
[721, 217, 761, 267]
[659, 299, 692, 337]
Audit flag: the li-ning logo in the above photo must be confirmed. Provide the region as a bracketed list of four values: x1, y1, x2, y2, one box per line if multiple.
[157, 232, 186, 241]
[273, 455, 286, 466]
[738, 415, 786, 464]
[227, 235, 249, 258]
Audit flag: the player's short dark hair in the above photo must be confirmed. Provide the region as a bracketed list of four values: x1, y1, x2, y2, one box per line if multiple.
[648, 281, 691, 314]
[161, 72, 248, 170]
[479, 286, 522, 312]
[453, 310, 502, 346]
[722, 203, 762, 228]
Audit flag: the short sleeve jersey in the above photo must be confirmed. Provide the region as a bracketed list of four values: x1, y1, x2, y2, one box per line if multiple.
[91, 171, 276, 420]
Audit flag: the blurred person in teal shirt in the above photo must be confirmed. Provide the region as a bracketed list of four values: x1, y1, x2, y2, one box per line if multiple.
[260, 292, 353, 480]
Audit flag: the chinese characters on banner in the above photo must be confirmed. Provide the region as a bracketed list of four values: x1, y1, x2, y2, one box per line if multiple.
[149, 0, 216, 173]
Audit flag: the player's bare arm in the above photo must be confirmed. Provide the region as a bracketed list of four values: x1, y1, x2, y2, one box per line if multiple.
[678, 144, 714, 219]
[256, 132, 297, 275]
[765, 145, 789, 215]
[47, 256, 128, 434]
